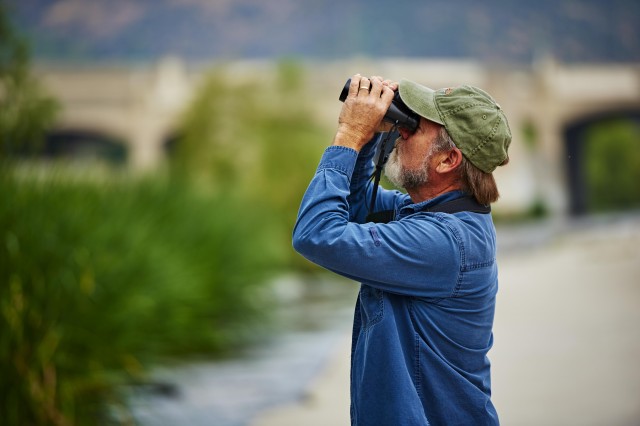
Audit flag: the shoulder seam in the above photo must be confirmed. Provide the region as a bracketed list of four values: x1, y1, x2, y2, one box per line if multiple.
[434, 214, 465, 298]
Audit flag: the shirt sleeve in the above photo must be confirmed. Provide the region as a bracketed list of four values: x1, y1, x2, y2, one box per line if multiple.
[292, 145, 461, 298]
[347, 133, 405, 224]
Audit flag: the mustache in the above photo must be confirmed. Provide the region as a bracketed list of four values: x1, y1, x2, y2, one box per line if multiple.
[393, 136, 403, 149]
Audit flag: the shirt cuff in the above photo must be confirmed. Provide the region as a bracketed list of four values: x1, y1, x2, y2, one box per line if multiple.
[317, 146, 359, 177]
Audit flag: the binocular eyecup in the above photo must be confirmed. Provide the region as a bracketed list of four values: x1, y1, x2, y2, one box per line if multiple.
[338, 78, 420, 133]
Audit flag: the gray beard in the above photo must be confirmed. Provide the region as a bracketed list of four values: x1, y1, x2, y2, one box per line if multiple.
[384, 147, 431, 190]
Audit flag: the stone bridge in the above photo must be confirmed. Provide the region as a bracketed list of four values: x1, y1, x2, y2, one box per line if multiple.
[35, 57, 640, 216]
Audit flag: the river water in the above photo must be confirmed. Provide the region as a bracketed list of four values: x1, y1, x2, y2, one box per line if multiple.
[121, 275, 358, 426]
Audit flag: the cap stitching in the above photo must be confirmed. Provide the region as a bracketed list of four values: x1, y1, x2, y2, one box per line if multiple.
[468, 116, 501, 158]
[439, 102, 488, 117]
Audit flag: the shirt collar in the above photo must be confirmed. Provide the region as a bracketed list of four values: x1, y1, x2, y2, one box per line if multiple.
[398, 190, 467, 217]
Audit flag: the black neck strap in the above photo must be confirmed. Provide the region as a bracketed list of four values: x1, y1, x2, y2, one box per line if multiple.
[365, 195, 490, 224]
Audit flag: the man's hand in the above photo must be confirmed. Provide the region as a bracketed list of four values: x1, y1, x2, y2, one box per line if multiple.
[373, 76, 399, 133]
[332, 74, 396, 152]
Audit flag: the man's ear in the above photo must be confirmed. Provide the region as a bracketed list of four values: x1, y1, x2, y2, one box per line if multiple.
[436, 147, 463, 174]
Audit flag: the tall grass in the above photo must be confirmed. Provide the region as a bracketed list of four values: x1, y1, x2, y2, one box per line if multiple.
[0, 168, 283, 424]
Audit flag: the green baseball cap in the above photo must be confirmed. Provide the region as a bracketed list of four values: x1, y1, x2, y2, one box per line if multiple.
[398, 79, 512, 173]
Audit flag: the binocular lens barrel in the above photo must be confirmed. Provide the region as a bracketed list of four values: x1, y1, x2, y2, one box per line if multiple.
[338, 78, 419, 132]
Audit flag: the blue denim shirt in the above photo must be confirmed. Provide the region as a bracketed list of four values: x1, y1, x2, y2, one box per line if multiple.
[293, 137, 499, 426]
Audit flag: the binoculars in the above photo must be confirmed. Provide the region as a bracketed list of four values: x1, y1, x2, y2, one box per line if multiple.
[338, 78, 419, 132]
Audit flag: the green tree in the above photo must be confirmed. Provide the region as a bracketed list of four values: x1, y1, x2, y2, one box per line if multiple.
[585, 118, 640, 212]
[0, 2, 58, 158]
[171, 60, 330, 271]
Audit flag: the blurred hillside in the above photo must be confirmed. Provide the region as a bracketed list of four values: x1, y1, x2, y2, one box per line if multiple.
[9, 0, 640, 64]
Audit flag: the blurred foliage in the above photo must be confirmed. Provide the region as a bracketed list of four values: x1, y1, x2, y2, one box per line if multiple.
[525, 197, 549, 219]
[0, 1, 58, 157]
[172, 60, 330, 272]
[1, 54, 333, 423]
[492, 198, 550, 224]
[521, 118, 538, 151]
[1, 170, 282, 424]
[584, 118, 640, 212]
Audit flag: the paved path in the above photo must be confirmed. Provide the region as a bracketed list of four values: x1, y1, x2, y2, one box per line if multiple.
[252, 214, 640, 426]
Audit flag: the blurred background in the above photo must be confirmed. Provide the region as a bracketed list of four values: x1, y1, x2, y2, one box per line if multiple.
[1, 0, 639, 425]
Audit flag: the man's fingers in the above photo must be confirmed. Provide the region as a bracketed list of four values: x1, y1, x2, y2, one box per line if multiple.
[348, 74, 397, 99]
[381, 84, 395, 103]
[369, 76, 384, 98]
[348, 74, 361, 98]
[358, 77, 371, 96]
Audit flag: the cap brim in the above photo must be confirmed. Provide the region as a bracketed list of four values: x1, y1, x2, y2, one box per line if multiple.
[398, 80, 444, 125]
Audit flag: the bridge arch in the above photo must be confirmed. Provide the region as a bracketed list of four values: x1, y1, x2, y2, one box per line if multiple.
[43, 127, 129, 165]
[563, 107, 640, 215]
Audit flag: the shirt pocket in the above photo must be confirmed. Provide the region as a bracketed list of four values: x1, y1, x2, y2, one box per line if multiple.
[359, 285, 384, 330]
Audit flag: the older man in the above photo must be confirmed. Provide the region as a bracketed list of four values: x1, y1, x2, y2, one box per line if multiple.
[293, 74, 511, 425]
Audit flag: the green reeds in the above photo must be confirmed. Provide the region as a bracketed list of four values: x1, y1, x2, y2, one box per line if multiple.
[0, 169, 281, 424]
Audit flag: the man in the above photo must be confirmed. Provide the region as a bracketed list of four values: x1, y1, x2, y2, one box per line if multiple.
[292, 74, 511, 425]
